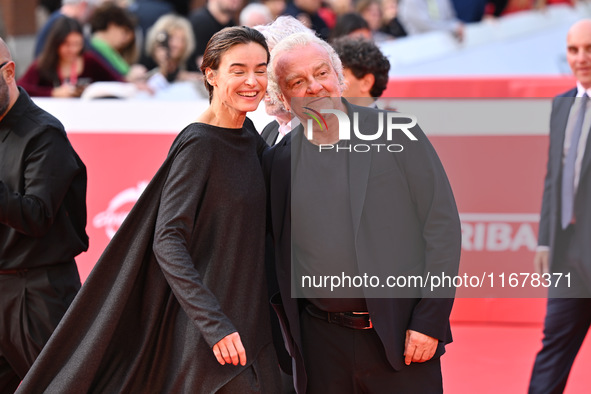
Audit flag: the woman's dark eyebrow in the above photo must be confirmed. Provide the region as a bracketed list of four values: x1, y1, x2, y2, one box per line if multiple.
[229, 62, 268, 67]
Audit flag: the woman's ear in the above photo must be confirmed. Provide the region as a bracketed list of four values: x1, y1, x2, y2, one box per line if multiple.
[205, 68, 216, 87]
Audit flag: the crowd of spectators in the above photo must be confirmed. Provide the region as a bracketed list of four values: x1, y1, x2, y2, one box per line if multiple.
[8, 0, 588, 98]
[19, 16, 124, 97]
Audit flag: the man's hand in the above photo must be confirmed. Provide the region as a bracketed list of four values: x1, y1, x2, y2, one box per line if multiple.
[404, 330, 438, 365]
[212, 332, 246, 366]
[534, 250, 549, 275]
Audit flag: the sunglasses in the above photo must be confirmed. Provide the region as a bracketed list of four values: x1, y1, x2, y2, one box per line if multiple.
[0, 61, 9, 70]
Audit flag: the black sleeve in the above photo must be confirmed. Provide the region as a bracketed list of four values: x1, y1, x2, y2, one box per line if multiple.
[398, 122, 461, 341]
[0, 127, 80, 236]
[153, 129, 237, 348]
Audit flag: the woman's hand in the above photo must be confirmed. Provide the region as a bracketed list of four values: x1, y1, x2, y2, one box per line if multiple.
[212, 332, 247, 366]
[126, 64, 148, 83]
[52, 83, 83, 98]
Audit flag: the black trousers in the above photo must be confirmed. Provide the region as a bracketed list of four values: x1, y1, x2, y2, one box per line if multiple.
[0, 262, 80, 393]
[300, 308, 443, 394]
[529, 225, 591, 394]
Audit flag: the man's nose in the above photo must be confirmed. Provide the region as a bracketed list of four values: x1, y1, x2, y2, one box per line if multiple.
[306, 78, 323, 95]
[575, 49, 590, 63]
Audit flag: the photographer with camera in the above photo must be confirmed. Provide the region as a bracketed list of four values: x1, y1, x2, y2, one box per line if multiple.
[145, 14, 204, 94]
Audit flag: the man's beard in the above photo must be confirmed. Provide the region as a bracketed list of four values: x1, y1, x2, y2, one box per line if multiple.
[0, 76, 9, 118]
[217, 0, 240, 17]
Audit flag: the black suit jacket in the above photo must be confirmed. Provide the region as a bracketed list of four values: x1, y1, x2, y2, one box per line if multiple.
[263, 101, 462, 393]
[261, 120, 280, 146]
[539, 87, 591, 285]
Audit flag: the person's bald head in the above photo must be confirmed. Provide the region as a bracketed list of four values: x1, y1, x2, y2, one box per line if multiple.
[0, 37, 20, 121]
[0, 38, 12, 63]
[567, 19, 591, 89]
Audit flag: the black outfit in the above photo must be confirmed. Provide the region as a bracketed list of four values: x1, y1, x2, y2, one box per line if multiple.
[17, 120, 280, 393]
[529, 88, 591, 393]
[263, 100, 461, 393]
[187, 7, 235, 72]
[380, 17, 407, 38]
[282, 2, 330, 41]
[0, 88, 87, 393]
[300, 308, 443, 393]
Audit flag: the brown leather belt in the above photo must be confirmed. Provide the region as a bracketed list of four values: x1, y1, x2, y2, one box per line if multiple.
[306, 304, 373, 330]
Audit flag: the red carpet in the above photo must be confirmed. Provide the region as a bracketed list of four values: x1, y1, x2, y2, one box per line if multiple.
[443, 322, 591, 393]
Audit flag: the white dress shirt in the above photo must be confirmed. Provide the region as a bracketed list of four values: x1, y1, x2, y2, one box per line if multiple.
[562, 83, 591, 192]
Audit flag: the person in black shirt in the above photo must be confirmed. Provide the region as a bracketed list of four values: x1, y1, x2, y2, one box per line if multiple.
[0, 37, 88, 394]
[187, 0, 243, 71]
[282, 0, 330, 40]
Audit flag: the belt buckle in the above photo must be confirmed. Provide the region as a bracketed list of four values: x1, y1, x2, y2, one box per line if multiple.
[351, 312, 373, 329]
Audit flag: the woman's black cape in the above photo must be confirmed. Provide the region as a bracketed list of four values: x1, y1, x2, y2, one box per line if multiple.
[16, 130, 257, 393]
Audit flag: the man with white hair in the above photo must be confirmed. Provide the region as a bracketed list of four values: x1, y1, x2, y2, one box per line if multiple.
[263, 29, 461, 393]
[34, 0, 98, 57]
[256, 16, 310, 145]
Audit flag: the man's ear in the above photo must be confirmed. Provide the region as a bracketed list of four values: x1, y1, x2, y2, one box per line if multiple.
[205, 68, 217, 87]
[360, 73, 375, 96]
[2, 61, 15, 84]
[279, 92, 291, 112]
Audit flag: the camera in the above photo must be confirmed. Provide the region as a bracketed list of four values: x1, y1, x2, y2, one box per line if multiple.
[156, 31, 169, 50]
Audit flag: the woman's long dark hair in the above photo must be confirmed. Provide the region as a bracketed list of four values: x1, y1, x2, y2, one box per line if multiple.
[200, 26, 270, 103]
[37, 16, 85, 85]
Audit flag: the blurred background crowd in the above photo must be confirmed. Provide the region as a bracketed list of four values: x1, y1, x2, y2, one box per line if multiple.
[0, 0, 589, 99]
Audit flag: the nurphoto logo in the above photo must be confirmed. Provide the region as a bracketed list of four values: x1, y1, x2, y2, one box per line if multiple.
[301, 108, 419, 153]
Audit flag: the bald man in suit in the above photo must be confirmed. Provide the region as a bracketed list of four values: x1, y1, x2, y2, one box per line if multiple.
[530, 19, 591, 394]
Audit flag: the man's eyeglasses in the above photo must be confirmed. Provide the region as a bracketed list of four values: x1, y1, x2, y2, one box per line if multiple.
[0, 61, 9, 70]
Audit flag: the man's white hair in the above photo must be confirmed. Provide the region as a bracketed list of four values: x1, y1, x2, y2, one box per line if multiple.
[267, 31, 344, 102]
[254, 16, 315, 109]
[255, 16, 313, 52]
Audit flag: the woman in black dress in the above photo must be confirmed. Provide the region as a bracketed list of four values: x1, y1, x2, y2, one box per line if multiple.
[17, 27, 280, 393]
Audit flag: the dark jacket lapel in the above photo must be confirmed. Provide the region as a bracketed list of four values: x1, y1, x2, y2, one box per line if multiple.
[344, 101, 372, 239]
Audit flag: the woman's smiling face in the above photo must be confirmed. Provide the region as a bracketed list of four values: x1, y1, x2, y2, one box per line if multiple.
[207, 42, 268, 115]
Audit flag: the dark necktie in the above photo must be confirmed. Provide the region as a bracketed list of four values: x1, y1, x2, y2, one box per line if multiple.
[561, 93, 589, 229]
